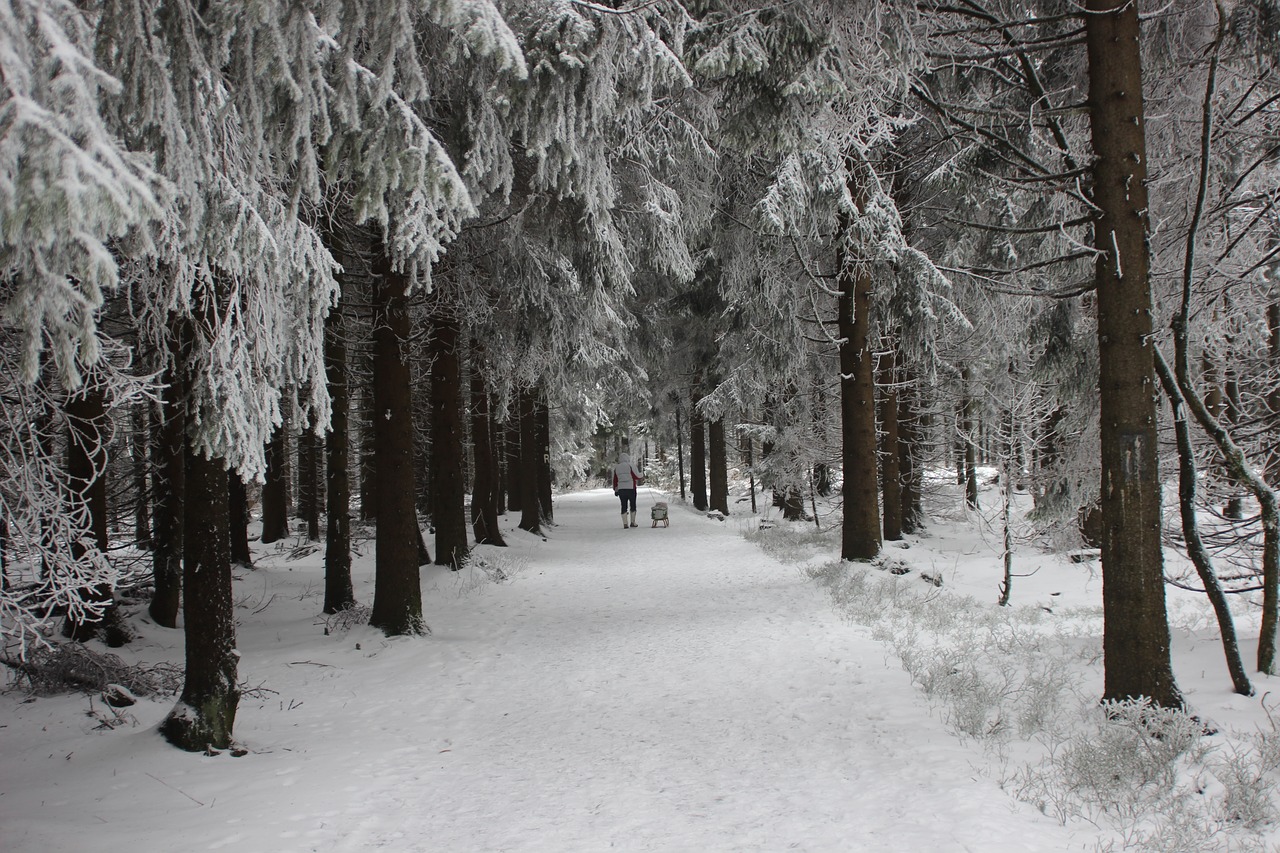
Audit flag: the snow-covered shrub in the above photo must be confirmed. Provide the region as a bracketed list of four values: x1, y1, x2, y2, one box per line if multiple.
[5, 642, 182, 697]
[807, 559, 1084, 749]
[322, 605, 373, 635]
[1209, 722, 1280, 829]
[774, 514, 1280, 849]
[1008, 699, 1280, 851]
[745, 521, 837, 564]
[1057, 700, 1207, 816]
[446, 550, 530, 596]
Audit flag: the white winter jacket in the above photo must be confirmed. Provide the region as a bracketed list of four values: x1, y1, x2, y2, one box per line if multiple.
[612, 454, 642, 491]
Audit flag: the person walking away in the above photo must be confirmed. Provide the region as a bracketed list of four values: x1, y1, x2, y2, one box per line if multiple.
[612, 452, 644, 528]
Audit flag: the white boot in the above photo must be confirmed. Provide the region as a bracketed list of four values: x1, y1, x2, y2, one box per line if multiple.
[623, 514, 629, 529]
[629, 511, 637, 528]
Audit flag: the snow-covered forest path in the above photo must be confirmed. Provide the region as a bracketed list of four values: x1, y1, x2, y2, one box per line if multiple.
[2, 489, 1083, 852]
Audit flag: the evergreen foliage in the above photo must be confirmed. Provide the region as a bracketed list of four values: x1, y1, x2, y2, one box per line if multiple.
[2, 0, 1279, 744]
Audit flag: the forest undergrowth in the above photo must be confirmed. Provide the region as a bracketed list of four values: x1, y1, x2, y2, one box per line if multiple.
[743, 521, 1280, 852]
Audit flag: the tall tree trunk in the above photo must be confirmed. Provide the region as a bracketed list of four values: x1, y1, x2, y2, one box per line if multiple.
[62, 375, 113, 642]
[359, 369, 377, 524]
[161, 303, 239, 751]
[150, 327, 186, 629]
[428, 306, 469, 569]
[1, 516, 8, 593]
[709, 417, 729, 515]
[469, 345, 506, 547]
[1268, 303, 1280, 486]
[260, 420, 290, 544]
[368, 254, 425, 635]
[161, 441, 239, 751]
[899, 370, 925, 535]
[675, 404, 686, 502]
[961, 368, 979, 510]
[505, 417, 523, 514]
[324, 300, 354, 614]
[690, 390, 708, 512]
[880, 349, 903, 541]
[133, 404, 151, 549]
[228, 472, 252, 567]
[494, 422, 507, 517]
[536, 391, 554, 524]
[1087, 0, 1181, 706]
[837, 169, 882, 561]
[518, 387, 541, 534]
[414, 367, 433, 524]
[298, 427, 321, 541]
[1155, 354, 1253, 695]
[1223, 353, 1244, 520]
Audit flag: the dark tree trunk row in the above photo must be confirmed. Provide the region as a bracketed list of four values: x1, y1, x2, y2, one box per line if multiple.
[837, 163, 882, 562]
[429, 300, 469, 569]
[369, 251, 425, 635]
[505, 417, 523, 515]
[324, 297, 355, 614]
[228, 473, 252, 567]
[1086, 0, 1182, 707]
[879, 349, 902, 542]
[150, 325, 186, 629]
[518, 387, 542, 534]
[708, 417, 728, 516]
[261, 417, 290, 544]
[298, 425, 321, 542]
[690, 388, 707, 512]
[161, 298, 239, 751]
[469, 344, 505, 547]
[536, 393, 553, 524]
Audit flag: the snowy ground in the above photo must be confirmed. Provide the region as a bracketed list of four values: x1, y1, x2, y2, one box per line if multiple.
[2, 482, 1278, 852]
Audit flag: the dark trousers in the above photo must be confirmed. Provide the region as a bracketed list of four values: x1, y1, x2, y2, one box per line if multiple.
[617, 489, 637, 513]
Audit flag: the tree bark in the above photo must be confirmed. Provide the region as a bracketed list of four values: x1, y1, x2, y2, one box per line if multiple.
[675, 404, 686, 502]
[161, 441, 239, 751]
[879, 349, 903, 541]
[228, 472, 252, 567]
[133, 404, 151, 549]
[837, 165, 882, 561]
[493, 422, 507, 517]
[690, 390, 708, 512]
[150, 327, 185, 629]
[505, 417, 523, 514]
[1086, 0, 1182, 707]
[518, 387, 542, 534]
[428, 305, 469, 569]
[469, 344, 506, 547]
[1268, 303, 1280, 485]
[708, 417, 729, 515]
[298, 426, 321, 541]
[536, 392, 554, 524]
[1154, 353, 1253, 695]
[161, 304, 239, 751]
[961, 368, 979, 510]
[359, 367, 377, 524]
[368, 254, 425, 635]
[260, 420, 290, 544]
[324, 301, 354, 614]
[899, 371, 925, 535]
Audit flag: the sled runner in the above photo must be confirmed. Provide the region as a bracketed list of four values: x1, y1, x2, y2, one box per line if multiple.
[650, 502, 669, 528]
